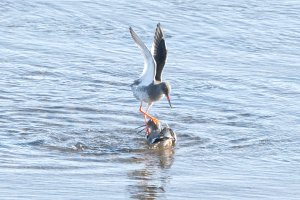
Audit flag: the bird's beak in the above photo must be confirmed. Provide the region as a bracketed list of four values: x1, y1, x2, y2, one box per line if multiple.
[166, 95, 172, 108]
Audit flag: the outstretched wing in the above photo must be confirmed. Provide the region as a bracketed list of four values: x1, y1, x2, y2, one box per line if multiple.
[151, 23, 167, 82]
[129, 27, 156, 86]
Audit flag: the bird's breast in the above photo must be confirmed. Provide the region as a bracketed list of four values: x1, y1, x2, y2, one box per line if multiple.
[131, 84, 151, 103]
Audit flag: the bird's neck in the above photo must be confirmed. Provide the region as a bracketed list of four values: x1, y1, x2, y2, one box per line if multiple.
[147, 82, 165, 100]
[156, 82, 165, 95]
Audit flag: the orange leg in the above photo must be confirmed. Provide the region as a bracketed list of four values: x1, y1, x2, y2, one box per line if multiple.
[143, 113, 150, 134]
[139, 102, 150, 134]
[139, 102, 159, 124]
[145, 103, 160, 125]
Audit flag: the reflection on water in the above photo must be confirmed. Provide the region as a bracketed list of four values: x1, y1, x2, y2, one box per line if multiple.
[128, 148, 175, 200]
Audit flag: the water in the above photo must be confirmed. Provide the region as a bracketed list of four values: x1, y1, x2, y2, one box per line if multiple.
[1, 0, 300, 199]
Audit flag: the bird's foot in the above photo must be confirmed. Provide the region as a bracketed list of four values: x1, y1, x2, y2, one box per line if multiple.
[149, 116, 160, 125]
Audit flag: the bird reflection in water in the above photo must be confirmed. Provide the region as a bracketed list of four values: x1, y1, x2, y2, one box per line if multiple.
[127, 148, 175, 200]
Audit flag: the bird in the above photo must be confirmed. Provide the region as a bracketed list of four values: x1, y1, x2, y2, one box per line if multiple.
[129, 23, 172, 133]
[145, 119, 177, 148]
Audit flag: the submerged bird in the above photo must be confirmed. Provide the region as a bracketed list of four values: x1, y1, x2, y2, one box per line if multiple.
[129, 23, 172, 131]
[145, 119, 177, 148]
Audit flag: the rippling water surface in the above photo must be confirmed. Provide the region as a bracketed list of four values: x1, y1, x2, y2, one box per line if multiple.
[1, 0, 300, 199]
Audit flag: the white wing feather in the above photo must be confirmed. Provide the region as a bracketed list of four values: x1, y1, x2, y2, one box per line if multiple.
[130, 27, 156, 86]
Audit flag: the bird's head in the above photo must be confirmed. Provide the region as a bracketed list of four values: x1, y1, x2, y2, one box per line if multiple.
[161, 82, 172, 108]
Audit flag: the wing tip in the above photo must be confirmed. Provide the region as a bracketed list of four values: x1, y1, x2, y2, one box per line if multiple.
[129, 26, 139, 43]
[129, 26, 134, 34]
[155, 23, 164, 39]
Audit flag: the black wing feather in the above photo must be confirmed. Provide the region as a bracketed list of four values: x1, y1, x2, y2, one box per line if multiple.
[152, 23, 167, 82]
